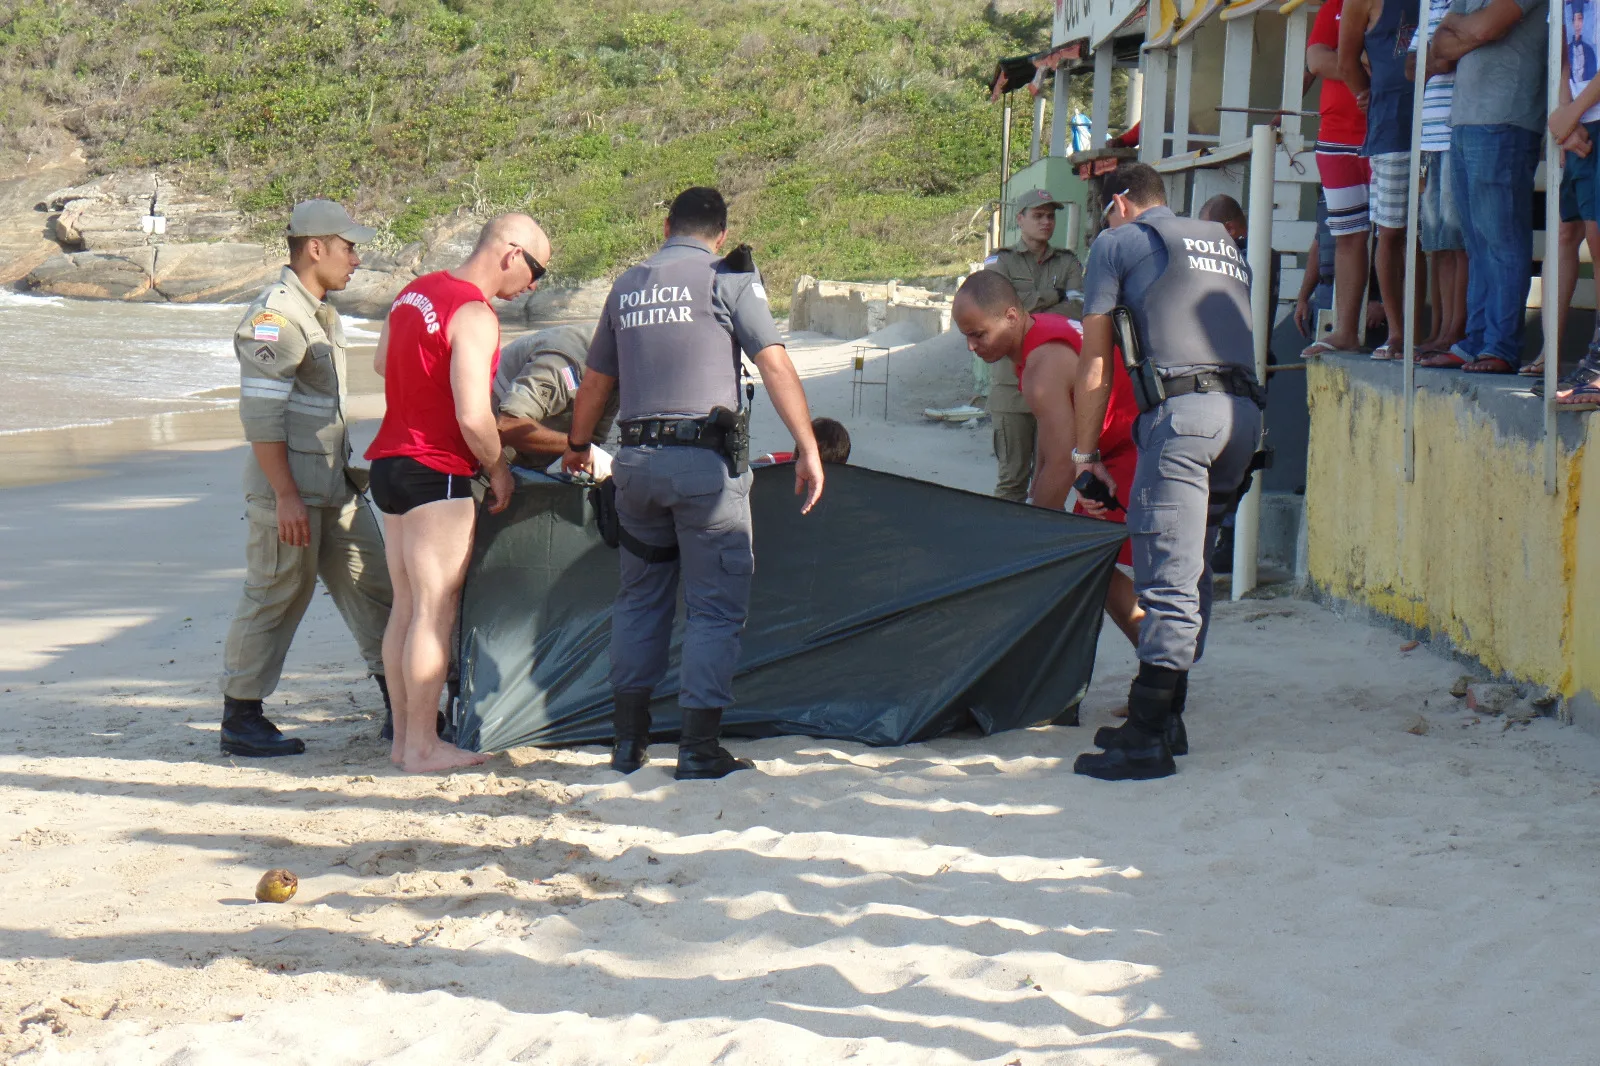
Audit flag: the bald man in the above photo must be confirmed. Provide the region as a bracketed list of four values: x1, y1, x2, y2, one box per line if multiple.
[1197, 194, 1247, 246]
[365, 213, 550, 772]
[954, 269, 1144, 648]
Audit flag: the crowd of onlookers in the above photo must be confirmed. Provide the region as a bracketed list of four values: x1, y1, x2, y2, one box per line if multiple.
[1296, 0, 1600, 410]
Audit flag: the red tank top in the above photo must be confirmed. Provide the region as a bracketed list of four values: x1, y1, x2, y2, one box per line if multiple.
[1015, 313, 1138, 460]
[366, 271, 501, 477]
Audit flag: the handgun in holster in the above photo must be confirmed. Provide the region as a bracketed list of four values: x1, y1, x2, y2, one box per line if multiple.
[1112, 305, 1166, 414]
[708, 404, 750, 478]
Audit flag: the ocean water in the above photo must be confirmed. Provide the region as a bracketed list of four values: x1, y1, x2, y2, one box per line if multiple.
[0, 291, 380, 434]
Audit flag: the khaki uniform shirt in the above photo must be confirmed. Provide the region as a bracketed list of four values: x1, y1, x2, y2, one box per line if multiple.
[492, 324, 620, 463]
[983, 241, 1086, 415]
[235, 267, 354, 509]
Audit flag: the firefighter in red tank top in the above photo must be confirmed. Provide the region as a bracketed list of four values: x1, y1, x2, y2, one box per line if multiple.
[953, 270, 1145, 648]
[365, 213, 550, 774]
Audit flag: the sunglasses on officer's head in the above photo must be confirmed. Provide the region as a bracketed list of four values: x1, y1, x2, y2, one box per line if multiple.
[1102, 189, 1130, 222]
[513, 245, 548, 283]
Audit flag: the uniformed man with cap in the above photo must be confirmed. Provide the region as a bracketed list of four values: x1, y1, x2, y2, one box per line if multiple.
[493, 323, 619, 467]
[218, 199, 394, 757]
[561, 186, 825, 781]
[982, 188, 1086, 501]
[1069, 162, 1265, 781]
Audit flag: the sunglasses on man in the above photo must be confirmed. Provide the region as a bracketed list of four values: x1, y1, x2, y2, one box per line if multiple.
[513, 246, 548, 283]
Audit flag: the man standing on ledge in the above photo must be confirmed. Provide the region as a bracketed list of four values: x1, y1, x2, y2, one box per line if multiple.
[982, 188, 1085, 502]
[562, 187, 824, 781]
[366, 213, 549, 773]
[219, 200, 393, 758]
[1071, 163, 1265, 781]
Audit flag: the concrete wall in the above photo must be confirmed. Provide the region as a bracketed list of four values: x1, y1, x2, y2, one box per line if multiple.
[1305, 353, 1600, 719]
[790, 276, 952, 342]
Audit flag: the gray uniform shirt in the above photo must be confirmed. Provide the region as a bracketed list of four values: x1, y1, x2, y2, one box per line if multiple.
[1447, 0, 1548, 133]
[587, 236, 783, 421]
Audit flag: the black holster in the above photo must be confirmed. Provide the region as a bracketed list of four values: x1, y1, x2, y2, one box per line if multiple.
[708, 405, 750, 477]
[1112, 306, 1166, 414]
[589, 477, 681, 563]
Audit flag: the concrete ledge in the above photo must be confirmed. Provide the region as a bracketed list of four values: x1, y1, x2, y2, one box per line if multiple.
[1305, 349, 1600, 738]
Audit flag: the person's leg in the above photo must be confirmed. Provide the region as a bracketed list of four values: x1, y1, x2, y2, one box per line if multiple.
[1458, 125, 1539, 369]
[670, 449, 756, 780]
[608, 449, 681, 698]
[317, 495, 394, 684]
[393, 497, 487, 772]
[992, 410, 1036, 501]
[1371, 154, 1411, 351]
[1419, 153, 1445, 350]
[1311, 151, 1372, 353]
[1104, 568, 1143, 646]
[1448, 128, 1488, 362]
[379, 513, 413, 765]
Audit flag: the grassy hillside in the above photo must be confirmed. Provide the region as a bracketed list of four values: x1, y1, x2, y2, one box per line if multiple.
[0, 0, 1065, 307]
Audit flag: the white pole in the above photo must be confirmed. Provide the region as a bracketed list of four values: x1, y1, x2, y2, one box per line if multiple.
[1544, 0, 1563, 494]
[1031, 91, 1047, 163]
[1232, 123, 1276, 598]
[1092, 45, 1114, 146]
[1402, 0, 1431, 483]
[1051, 70, 1070, 156]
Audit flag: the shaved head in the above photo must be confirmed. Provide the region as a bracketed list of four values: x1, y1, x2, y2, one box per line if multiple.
[954, 270, 1022, 318]
[460, 213, 551, 300]
[1198, 194, 1247, 243]
[953, 271, 1027, 363]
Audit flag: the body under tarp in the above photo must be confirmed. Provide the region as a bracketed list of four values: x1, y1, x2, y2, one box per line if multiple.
[455, 463, 1126, 752]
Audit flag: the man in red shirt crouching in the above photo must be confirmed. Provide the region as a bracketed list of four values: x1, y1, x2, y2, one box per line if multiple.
[954, 270, 1143, 646]
[365, 214, 550, 773]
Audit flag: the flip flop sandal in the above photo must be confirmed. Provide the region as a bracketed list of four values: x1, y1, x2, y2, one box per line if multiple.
[1461, 357, 1516, 374]
[1300, 339, 1342, 359]
[1518, 360, 1545, 377]
[1557, 383, 1600, 411]
[1370, 344, 1397, 361]
[1540, 357, 1600, 399]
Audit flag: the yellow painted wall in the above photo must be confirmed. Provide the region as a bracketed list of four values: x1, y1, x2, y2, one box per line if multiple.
[1305, 362, 1595, 696]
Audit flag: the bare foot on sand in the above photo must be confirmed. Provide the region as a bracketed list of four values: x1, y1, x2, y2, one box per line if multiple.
[401, 742, 491, 774]
[390, 741, 404, 767]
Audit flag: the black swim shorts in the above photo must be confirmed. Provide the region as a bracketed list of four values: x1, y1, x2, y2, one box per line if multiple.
[368, 456, 475, 515]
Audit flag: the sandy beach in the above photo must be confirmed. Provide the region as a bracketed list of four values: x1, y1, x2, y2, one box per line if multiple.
[3, 328, 1599, 1064]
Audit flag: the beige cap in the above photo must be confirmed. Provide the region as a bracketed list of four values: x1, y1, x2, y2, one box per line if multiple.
[1013, 188, 1064, 213]
[287, 199, 376, 243]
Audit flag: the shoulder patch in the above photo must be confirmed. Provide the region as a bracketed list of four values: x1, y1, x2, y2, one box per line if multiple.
[251, 311, 289, 342]
[254, 345, 276, 364]
[558, 364, 580, 392]
[750, 281, 768, 302]
[983, 255, 1000, 265]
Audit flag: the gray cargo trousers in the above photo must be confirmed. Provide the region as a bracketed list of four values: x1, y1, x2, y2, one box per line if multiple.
[1127, 391, 1263, 672]
[609, 445, 755, 709]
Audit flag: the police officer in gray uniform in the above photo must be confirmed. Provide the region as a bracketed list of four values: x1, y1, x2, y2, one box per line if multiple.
[1069, 163, 1265, 781]
[562, 187, 825, 780]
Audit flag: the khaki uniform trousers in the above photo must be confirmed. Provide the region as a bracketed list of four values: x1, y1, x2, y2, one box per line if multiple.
[221, 497, 392, 700]
[988, 355, 1036, 502]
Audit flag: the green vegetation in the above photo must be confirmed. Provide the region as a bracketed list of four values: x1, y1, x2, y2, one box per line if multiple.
[0, 0, 1062, 307]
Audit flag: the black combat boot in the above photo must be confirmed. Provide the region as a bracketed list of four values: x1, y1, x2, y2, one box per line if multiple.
[1094, 671, 1189, 756]
[611, 689, 654, 774]
[674, 708, 753, 781]
[221, 696, 306, 757]
[377, 675, 395, 741]
[1074, 667, 1177, 781]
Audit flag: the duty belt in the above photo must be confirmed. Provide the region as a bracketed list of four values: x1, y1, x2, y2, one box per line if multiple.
[619, 417, 726, 449]
[1162, 369, 1265, 408]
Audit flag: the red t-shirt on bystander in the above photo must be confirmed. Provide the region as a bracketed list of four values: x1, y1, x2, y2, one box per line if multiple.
[1309, 0, 1368, 147]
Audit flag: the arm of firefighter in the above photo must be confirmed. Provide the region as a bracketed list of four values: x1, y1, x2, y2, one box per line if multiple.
[752, 344, 824, 515]
[1022, 342, 1082, 512]
[559, 369, 616, 476]
[1072, 314, 1118, 495]
[448, 302, 513, 513]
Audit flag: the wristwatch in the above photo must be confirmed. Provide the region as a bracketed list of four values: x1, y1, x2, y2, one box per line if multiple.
[1071, 447, 1101, 465]
[567, 437, 592, 452]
